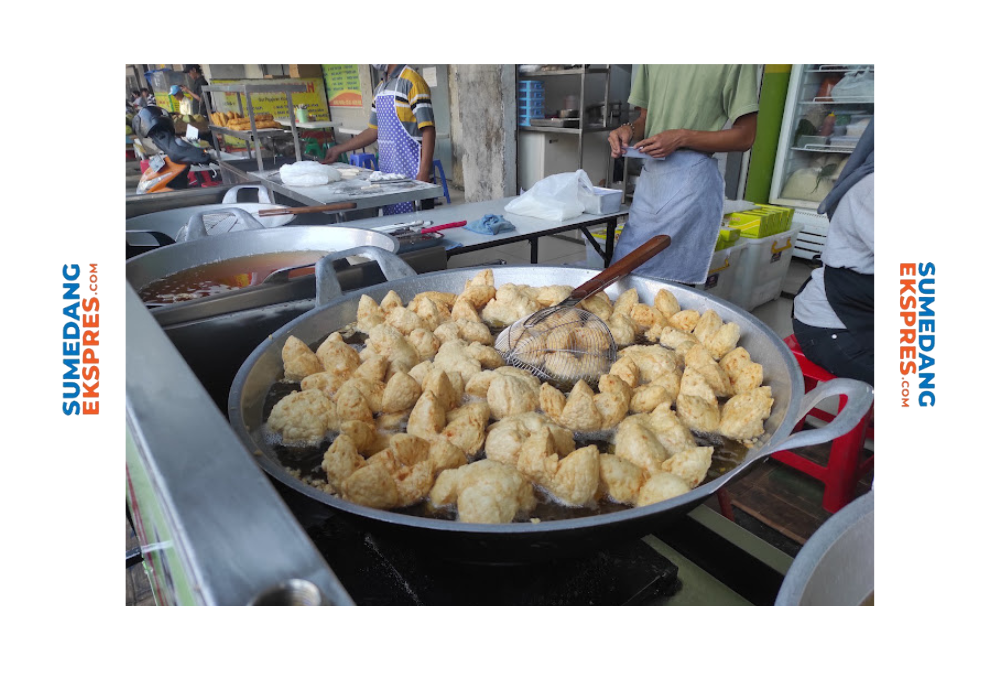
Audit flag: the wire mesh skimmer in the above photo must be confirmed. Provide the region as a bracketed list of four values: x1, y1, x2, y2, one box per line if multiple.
[495, 234, 671, 388]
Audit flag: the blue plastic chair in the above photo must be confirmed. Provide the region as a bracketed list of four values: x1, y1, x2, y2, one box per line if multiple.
[350, 153, 378, 170]
[432, 159, 451, 203]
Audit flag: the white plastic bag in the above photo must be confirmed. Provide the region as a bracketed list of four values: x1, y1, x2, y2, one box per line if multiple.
[831, 67, 874, 102]
[279, 160, 342, 187]
[505, 170, 595, 221]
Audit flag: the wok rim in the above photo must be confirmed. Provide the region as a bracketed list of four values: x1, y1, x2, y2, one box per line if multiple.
[228, 264, 803, 536]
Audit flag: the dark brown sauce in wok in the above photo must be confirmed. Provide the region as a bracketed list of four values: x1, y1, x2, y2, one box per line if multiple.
[259, 327, 754, 522]
[140, 250, 327, 305]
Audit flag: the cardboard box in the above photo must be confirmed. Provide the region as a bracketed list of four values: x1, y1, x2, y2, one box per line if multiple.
[290, 65, 323, 79]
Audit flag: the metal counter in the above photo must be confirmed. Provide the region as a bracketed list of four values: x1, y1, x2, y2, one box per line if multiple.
[125, 286, 353, 605]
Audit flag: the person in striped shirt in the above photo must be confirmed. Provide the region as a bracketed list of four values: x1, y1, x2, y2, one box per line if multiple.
[322, 65, 436, 213]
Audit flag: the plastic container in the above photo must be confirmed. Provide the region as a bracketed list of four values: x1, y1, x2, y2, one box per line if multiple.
[694, 241, 746, 302]
[727, 225, 803, 311]
[799, 135, 828, 147]
[582, 187, 623, 215]
[518, 90, 545, 101]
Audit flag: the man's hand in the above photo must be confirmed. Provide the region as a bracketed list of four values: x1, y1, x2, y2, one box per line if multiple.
[322, 145, 343, 165]
[415, 168, 432, 183]
[634, 129, 688, 159]
[608, 125, 633, 158]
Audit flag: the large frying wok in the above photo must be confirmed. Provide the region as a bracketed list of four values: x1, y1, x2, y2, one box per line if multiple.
[228, 253, 873, 563]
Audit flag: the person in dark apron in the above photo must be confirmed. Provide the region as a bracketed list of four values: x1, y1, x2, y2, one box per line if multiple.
[322, 65, 436, 215]
[792, 121, 875, 386]
[608, 65, 760, 284]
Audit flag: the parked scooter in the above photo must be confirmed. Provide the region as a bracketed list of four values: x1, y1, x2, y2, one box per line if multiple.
[132, 106, 214, 194]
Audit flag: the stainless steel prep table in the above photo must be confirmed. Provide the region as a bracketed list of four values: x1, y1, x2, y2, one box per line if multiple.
[249, 163, 444, 219]
[351, 196, 629, 267]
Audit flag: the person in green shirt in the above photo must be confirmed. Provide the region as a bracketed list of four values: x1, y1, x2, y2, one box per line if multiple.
[608, 65, 760, 283]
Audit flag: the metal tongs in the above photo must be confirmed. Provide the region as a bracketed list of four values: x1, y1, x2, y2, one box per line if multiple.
[385, 220, 468, 237]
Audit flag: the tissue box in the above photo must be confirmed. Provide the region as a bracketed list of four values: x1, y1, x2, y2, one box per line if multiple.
[582, 187, 624, 215]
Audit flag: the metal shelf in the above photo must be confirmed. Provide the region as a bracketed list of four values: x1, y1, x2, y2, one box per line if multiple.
[203, 83, 307, 172]
[518, 66, 610, 77]
[208, 125, 290, 141]
[798, 97, 874, 106]
[518, 124, 617, 135]
[791, 144, 858, 154]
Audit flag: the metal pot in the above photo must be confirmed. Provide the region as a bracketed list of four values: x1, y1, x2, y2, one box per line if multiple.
[126, 185, 296, 243]
[125, 224, 399, 327]
[228, 256, 873, 563]
[775, 491, 874, 605]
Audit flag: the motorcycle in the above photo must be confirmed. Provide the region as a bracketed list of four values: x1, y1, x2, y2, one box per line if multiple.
[132, 106, 216, 194]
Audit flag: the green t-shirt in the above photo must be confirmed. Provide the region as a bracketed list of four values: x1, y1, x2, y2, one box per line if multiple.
[629, 65, 760, 137]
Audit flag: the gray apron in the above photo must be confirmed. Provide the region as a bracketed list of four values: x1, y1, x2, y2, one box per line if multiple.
[611, 150, 724, 284]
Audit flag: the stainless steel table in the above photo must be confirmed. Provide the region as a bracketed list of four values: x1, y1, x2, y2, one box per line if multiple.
[249, 162, 444, 219]
[351, 196, 629, 267]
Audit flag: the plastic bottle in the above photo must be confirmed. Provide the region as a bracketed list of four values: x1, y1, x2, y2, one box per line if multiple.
[819, 112, 836, 137]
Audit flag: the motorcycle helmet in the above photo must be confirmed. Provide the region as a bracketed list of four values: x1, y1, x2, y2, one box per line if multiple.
[132, 106, 174, 139]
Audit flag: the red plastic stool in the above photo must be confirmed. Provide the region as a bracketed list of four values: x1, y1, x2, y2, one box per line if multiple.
[775, 334, 874, 513]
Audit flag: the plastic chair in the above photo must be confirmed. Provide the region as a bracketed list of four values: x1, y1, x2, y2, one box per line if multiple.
[432, 159, 451, 203]
[350, 153, 378, 170]
[774, 334, 874, 513]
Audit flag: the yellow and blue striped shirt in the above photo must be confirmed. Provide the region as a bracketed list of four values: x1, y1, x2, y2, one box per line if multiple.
[369, 65, 435, 142]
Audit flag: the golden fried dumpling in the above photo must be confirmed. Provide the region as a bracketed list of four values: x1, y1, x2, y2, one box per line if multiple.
[442, 401, 491, 456]
[367, 324, 420, 377]
[676, 393, 721, 434]
[598, 454, 647, 505]
[684, 344, 732, 398]
[612, 288, 639, 317]
[340, 463, 400, 509]
[516, 429, 599, 506]
[467, 268, 495, 288]
[405, 328, 440, 361]
[679, 367, 717, 405]
[422, 366, 462, 410]
[646, 403, 700, 456]
[407, 390, 448, 442]
[720, 347, 764, 395]
[578, 292, 613, 321]
[614, 415, 671, 474]
[456, 284, 495, 311]
[558, 380, 603, 432]
[408, 295, 445, 331]
[434, 339, 485, 382]
[385, 306, 431, 336]
[538, 382, 566, 419]
[661, 445, 713, 488]
[593, 374, 631, 428]
[429, 459, 536, 524]
[719, 386, 774, 440]
[466, 342, 504, 370]
[267, 388, 337, 445]
[630, 384, 671, 413]
[636, 472, 691, 507]
[668, 309, 701, 333]
[379, 290, 404, 312]
[281, 335, 323, 382]
[705, 322, 741, 361]
[321, 434, 366, 490]
[428, 438, 468, 473]
[659, 327, 698, 356]
[630, 303, 666, 333]
[693, 309, 724, 345]
[335, 381, 375, 423]
[356, 294, 386, 332]
[481, 283, 541, 326]
[484, 412, 576, 466]
[381, 371, 423, 414]
[317, 332, 362, 376]
[609, 355, 641, 387]
[607, 312, 637, 347]
[486, 371, 540, 419]
[534, 285, 574, 307]
[451, 297, 482, 323]
[653, 288, 681, 318]
[300, 370, 350, 400]
[353, 354, 389, 383]
[338, 420, 380, 457]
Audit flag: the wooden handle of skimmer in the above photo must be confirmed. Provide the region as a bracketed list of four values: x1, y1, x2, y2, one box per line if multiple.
[257, 202, 358, 216]
[570, 234, 671, 300]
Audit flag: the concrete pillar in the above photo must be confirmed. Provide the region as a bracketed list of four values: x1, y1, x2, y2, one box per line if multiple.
[447, 65, 516, 200]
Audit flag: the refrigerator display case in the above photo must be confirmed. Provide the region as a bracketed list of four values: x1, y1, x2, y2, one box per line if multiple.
[769, 64, 874, 260]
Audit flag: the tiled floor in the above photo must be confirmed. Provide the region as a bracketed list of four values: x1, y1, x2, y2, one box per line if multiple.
[127, 183, 871, 603]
